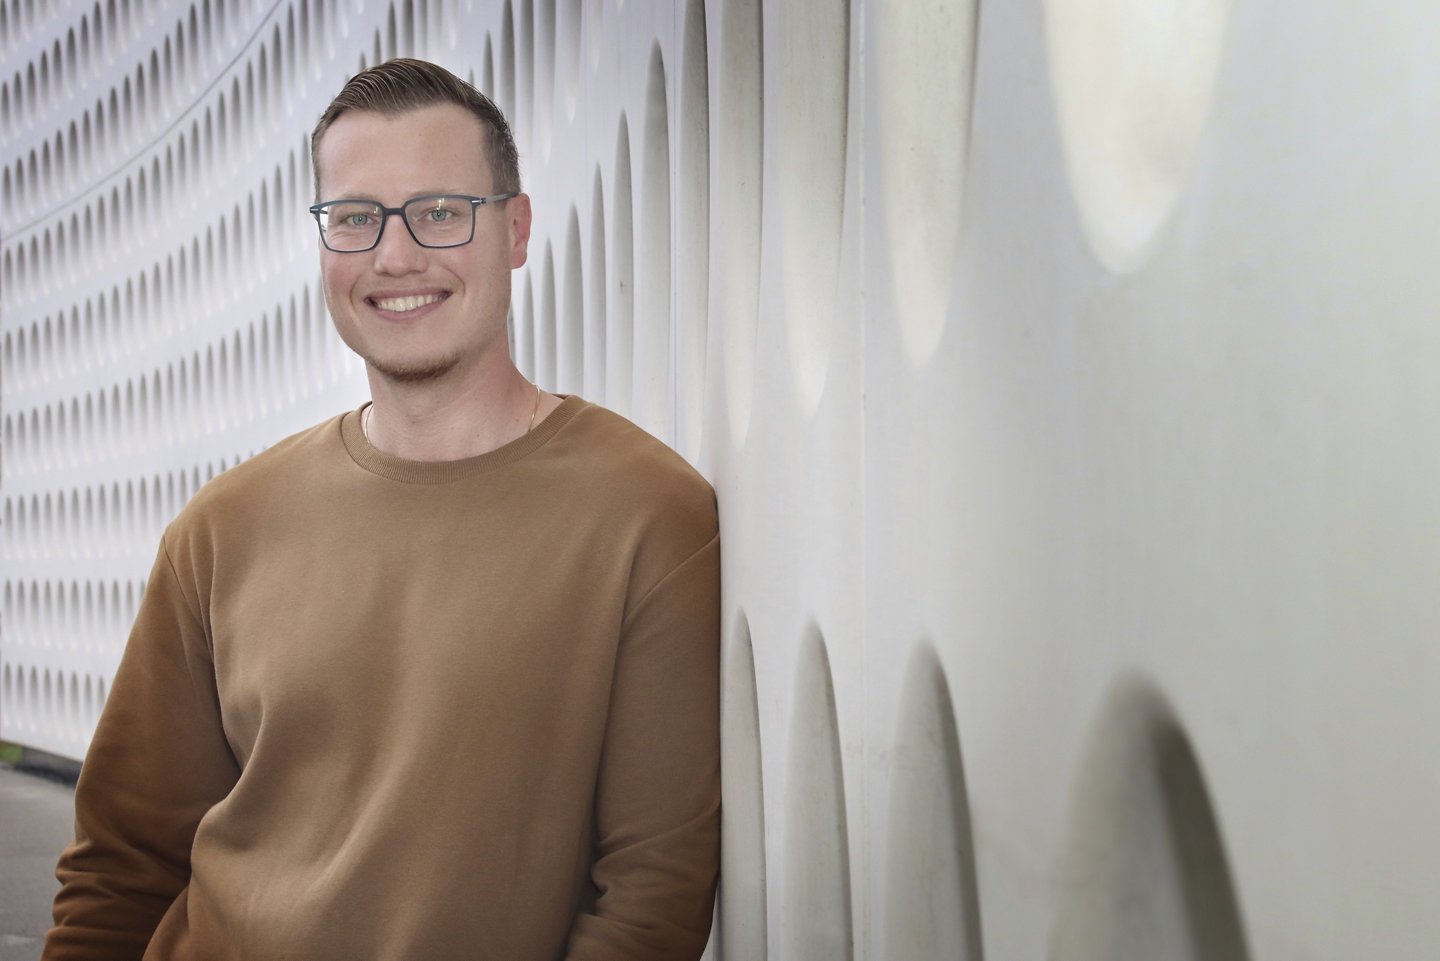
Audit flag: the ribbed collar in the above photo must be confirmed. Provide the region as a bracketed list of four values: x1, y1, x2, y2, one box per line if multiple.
[340, 394, 587, 484]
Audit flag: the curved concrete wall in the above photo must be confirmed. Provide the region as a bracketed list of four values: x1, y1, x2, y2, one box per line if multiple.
[4, 1, 1439, 958]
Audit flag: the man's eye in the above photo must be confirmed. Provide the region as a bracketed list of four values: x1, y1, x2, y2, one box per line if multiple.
[343, 212, 376, 227]
[425, 206, 459, 222]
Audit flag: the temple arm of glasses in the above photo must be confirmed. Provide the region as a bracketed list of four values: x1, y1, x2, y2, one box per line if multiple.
[471, 192, 519, 207]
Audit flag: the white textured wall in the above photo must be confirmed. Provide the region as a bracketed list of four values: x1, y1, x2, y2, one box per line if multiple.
[3, 1, 1439, 959]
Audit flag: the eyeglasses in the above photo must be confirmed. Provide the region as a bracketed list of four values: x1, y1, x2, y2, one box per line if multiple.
[308, 192, 518, 252]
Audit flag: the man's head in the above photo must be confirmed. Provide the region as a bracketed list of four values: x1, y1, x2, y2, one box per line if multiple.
[311, 59, 531, 386]
[311, 58, 520, 199]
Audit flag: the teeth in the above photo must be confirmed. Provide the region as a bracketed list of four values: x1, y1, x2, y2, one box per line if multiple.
[373, 293, 444, 312]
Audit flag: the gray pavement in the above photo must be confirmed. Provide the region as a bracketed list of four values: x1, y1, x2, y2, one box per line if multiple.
[0, 765, 74, 961]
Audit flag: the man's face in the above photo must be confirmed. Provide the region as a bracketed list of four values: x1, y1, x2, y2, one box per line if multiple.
[314, 103, 530, 384]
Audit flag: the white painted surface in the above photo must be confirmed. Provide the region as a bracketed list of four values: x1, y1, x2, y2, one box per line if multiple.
[3, 1, 1438, 957]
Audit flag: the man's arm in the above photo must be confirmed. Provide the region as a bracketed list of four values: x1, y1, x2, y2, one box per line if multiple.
[44, 537, 241, 961]
[564, 533, 722, 961]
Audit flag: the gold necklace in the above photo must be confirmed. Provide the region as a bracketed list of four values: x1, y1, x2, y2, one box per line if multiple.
[363, 384, 541, 444]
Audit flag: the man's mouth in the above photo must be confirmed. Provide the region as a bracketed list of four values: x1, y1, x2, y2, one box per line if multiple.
[368, 292, 449, 312]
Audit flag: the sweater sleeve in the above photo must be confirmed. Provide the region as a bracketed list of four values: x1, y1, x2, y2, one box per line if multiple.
[44, 537, 241, 961]
[563, 532, 722, 961]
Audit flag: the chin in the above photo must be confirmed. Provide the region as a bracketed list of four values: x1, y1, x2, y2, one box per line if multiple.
[365, 353, 463, 384]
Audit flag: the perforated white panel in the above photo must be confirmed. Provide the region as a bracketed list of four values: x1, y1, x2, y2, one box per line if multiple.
[0, 0, 379, 766]
[3, 1, 1438, 959]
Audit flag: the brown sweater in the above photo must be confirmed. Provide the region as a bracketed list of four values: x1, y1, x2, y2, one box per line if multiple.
[44, 396, 721, 961]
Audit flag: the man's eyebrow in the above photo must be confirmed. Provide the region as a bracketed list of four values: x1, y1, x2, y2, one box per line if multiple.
[323, 189, 475, 202]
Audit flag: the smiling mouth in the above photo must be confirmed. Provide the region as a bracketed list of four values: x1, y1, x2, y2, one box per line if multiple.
[368, 292, 449, 312]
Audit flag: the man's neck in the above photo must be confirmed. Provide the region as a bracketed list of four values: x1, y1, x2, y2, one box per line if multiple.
[363, 363, 541, 462]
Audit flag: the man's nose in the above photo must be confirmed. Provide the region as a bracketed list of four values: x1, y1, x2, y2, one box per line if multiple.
[371, 214, 427, 273]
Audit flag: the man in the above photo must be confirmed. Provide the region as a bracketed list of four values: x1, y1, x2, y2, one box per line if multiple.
[44, 59, 720, 961]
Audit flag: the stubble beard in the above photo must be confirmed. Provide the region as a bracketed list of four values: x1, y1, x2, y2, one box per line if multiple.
[330, 292, 510, 386]
[363, 350, 463, 384]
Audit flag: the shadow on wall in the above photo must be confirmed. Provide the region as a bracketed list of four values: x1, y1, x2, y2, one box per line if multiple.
[883, 642, 984, 961]
[1052, 676, 1251, 961]
[783, 625, 853, 961]
[718, 613, 767, 960]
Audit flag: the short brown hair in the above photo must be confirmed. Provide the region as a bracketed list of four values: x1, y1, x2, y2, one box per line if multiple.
[310, 58, 521, 198]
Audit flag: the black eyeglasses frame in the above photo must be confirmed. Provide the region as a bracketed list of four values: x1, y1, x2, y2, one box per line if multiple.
[308, 192, 519, 252]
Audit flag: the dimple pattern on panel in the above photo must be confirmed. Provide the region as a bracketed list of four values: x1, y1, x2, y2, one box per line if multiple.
[585, 167, 607, 399]
[481, 34, 495, 96]
[559, 205, 583, 394]
[499, 1, 517, 121]
[875, 0, 977, 369]
[713, 0, 762, 448]
[774, 0, 848, 411]
[883, 643, 984, 960]
[1044, 0, 1230, 271]
[720, 613, 768, 961]
[517, 0, 534, 148]
[633, 45, 671, 441]
[555, 0, 579, 122]
[533, 0, 554, 160]
[537, 241, 557, 388]
[585, 0, 605, 73]
[517, 272, 536, 379]
[783, 627, 853, 961]
[1051, 678, 1250, 961]
[606, 115, 634, 418]
[674, 0, 709, 464]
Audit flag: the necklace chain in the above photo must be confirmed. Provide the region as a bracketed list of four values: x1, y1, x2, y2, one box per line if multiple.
[362, 383, 543, 444]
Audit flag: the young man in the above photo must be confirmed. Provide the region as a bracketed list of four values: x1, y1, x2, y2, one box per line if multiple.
[44, 59, 720, 961]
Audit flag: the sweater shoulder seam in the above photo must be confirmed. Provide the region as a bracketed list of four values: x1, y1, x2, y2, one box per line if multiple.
[620, 530, 720, 631]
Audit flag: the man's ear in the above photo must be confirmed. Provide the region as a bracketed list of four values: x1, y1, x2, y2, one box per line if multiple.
[508, 193, 533, 269]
